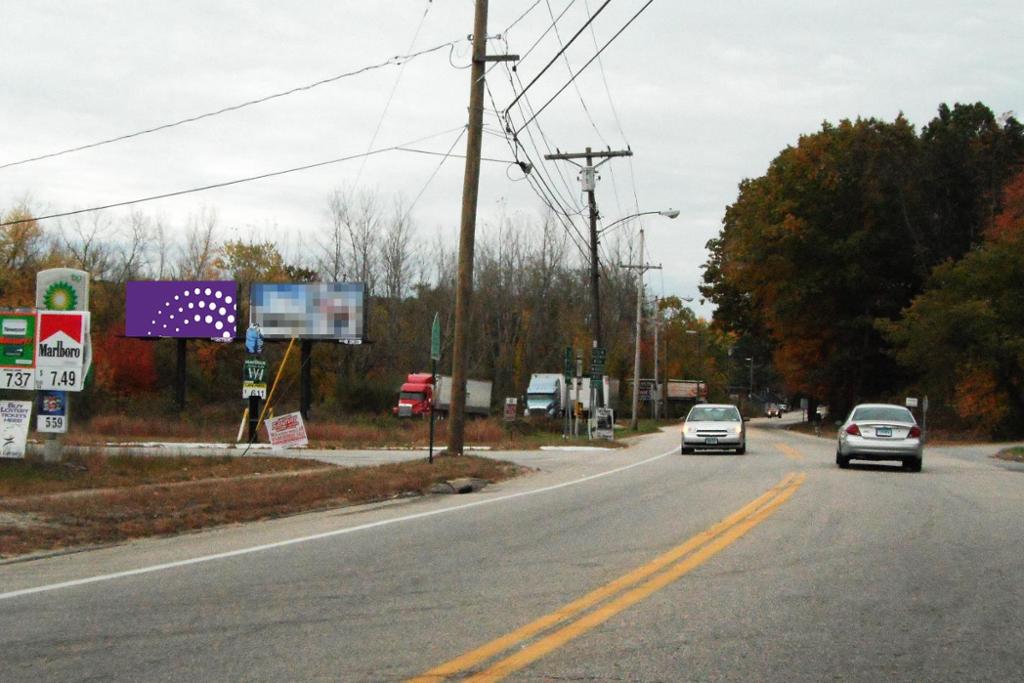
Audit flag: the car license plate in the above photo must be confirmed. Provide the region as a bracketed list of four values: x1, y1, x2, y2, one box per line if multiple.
[704, 438, 719, 445]
[876, 427, 892, 437]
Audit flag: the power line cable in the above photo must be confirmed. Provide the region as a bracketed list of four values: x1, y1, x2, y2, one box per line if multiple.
[545, 0, 608, 146]
[501, 0, 545, 34]
[505, 0, 612, 114]
[353, 1, 433, 186]
[584, 0, 630, 145]
[498, 52, 584, 213]
[485, 80, 590, 254]
[512, 0, 578, 66]
[398, 126, 468, 226]
[0, 126, 468, 227]
[514, 0, 656, 138]
[485, 87, 587, 255]
[583, 0, 643, 218]
[0, 38, 465, 171]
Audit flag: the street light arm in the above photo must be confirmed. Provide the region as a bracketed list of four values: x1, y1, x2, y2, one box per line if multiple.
[598, 209, 679, 236]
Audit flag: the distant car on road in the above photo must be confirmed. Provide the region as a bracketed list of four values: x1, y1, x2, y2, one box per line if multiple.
[765, 403, 782, 418]
[778, 402, 789, 412]
[682, 403, 746, 455]
[836, 403, 923, 472]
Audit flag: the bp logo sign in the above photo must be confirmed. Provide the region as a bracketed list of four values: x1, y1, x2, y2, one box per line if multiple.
[41, 281, 79, 311]
[36, 268, 89, 312]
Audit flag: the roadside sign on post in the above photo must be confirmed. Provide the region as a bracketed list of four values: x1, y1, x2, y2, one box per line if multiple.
[0, 400, 32, 458]
[37, 390, 68, 433]
[0, 311, 38, 391]
[34, 269, 90, 464]
[430, 313, 441, 362]
[593, 407, 614, 440]
[504, 397, 517, 422]
[905, 397, 919, 408]
[36, 268, 89, 312]
[637, 379, 656, 401]
[242, 359, 268, 399]
[590, 346, 606, 380]
[35, 311, 90, 391]
[34, 311, 90, 391]
[265, 411, 309, 448]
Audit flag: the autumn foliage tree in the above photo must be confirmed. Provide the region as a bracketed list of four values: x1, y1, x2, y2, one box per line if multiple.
[881, 169, 1024, 436]
[701, 103, 1024, 420]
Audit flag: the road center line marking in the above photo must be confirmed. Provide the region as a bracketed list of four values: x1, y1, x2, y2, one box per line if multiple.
[775, 442, 805, 461]
[1, 447, 679, 602]
[409, 473, 806, 682]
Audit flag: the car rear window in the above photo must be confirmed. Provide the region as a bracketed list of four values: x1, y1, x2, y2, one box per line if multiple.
[851, 406, 914, 423]
[687, 407, 740, 422]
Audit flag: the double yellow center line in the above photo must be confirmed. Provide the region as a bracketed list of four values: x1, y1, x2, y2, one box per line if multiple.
[409, 472, 806, 682]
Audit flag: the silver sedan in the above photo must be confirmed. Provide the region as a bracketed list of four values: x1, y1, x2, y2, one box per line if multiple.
[836, 403, 923, 471]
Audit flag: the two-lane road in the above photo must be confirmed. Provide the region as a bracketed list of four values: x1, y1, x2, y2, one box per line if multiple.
[2, 420, 1022, 681]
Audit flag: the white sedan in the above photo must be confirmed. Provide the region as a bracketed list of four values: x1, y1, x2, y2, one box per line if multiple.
[836, 403, 923, 472]
[681, 403, 747, 455]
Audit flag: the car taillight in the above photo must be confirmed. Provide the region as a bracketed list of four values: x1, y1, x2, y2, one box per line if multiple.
[908, 425, 921, 438]
[845, 424, 861, 436]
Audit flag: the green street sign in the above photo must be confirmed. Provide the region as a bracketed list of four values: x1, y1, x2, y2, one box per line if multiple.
[590, 346, 606, 380]
[244, 359, 267, 382]
[430, 313, 441, 361]
[242, 358, 268, 399]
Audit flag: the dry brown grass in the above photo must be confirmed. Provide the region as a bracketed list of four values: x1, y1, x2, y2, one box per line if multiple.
[71, 412, 618, 450]
[0, 452, 318, 498]
[0, 455, 524, 558]
[81, 414, 236, 442]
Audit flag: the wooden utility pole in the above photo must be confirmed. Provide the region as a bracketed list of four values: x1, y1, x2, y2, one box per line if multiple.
[543, 147, 632, 351]
[448, 1, 517, 455]
[620, 228, 661, 430]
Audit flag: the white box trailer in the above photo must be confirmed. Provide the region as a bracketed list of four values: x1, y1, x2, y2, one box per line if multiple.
[565, 377, 617, 416]
[434, 375, 492, 416]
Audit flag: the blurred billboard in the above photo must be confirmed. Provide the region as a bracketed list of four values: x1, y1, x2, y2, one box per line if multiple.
[250, 283, 366, 341]
[126, 281, 238, 340]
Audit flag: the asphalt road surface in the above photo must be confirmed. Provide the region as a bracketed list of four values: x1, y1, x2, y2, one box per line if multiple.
[2, 417, 1023, 681]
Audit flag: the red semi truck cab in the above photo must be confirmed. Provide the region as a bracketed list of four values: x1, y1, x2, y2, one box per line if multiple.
[394, 373, 435, 417]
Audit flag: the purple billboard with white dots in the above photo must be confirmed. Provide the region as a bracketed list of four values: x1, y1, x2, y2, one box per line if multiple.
[125, 281, 238, 340]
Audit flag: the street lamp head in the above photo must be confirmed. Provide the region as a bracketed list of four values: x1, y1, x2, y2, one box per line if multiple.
[599, 208, 681, 236]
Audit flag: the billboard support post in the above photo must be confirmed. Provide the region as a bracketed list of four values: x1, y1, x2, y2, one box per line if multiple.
[247, 395, 261, 443]
[175, 339, 187, 411]
[300, 340, 312, 421]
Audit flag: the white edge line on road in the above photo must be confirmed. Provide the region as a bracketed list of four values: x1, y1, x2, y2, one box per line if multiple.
[0, 447, 678, 601]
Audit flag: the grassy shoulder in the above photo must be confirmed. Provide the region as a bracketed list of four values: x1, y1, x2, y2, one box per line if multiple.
[0, 453, 525, 559]
[67, 414, 641, 449]
[994, 447, 1024, 462]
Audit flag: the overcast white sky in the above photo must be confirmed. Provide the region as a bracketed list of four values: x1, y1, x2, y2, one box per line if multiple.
[2, 1, 1020, 317]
